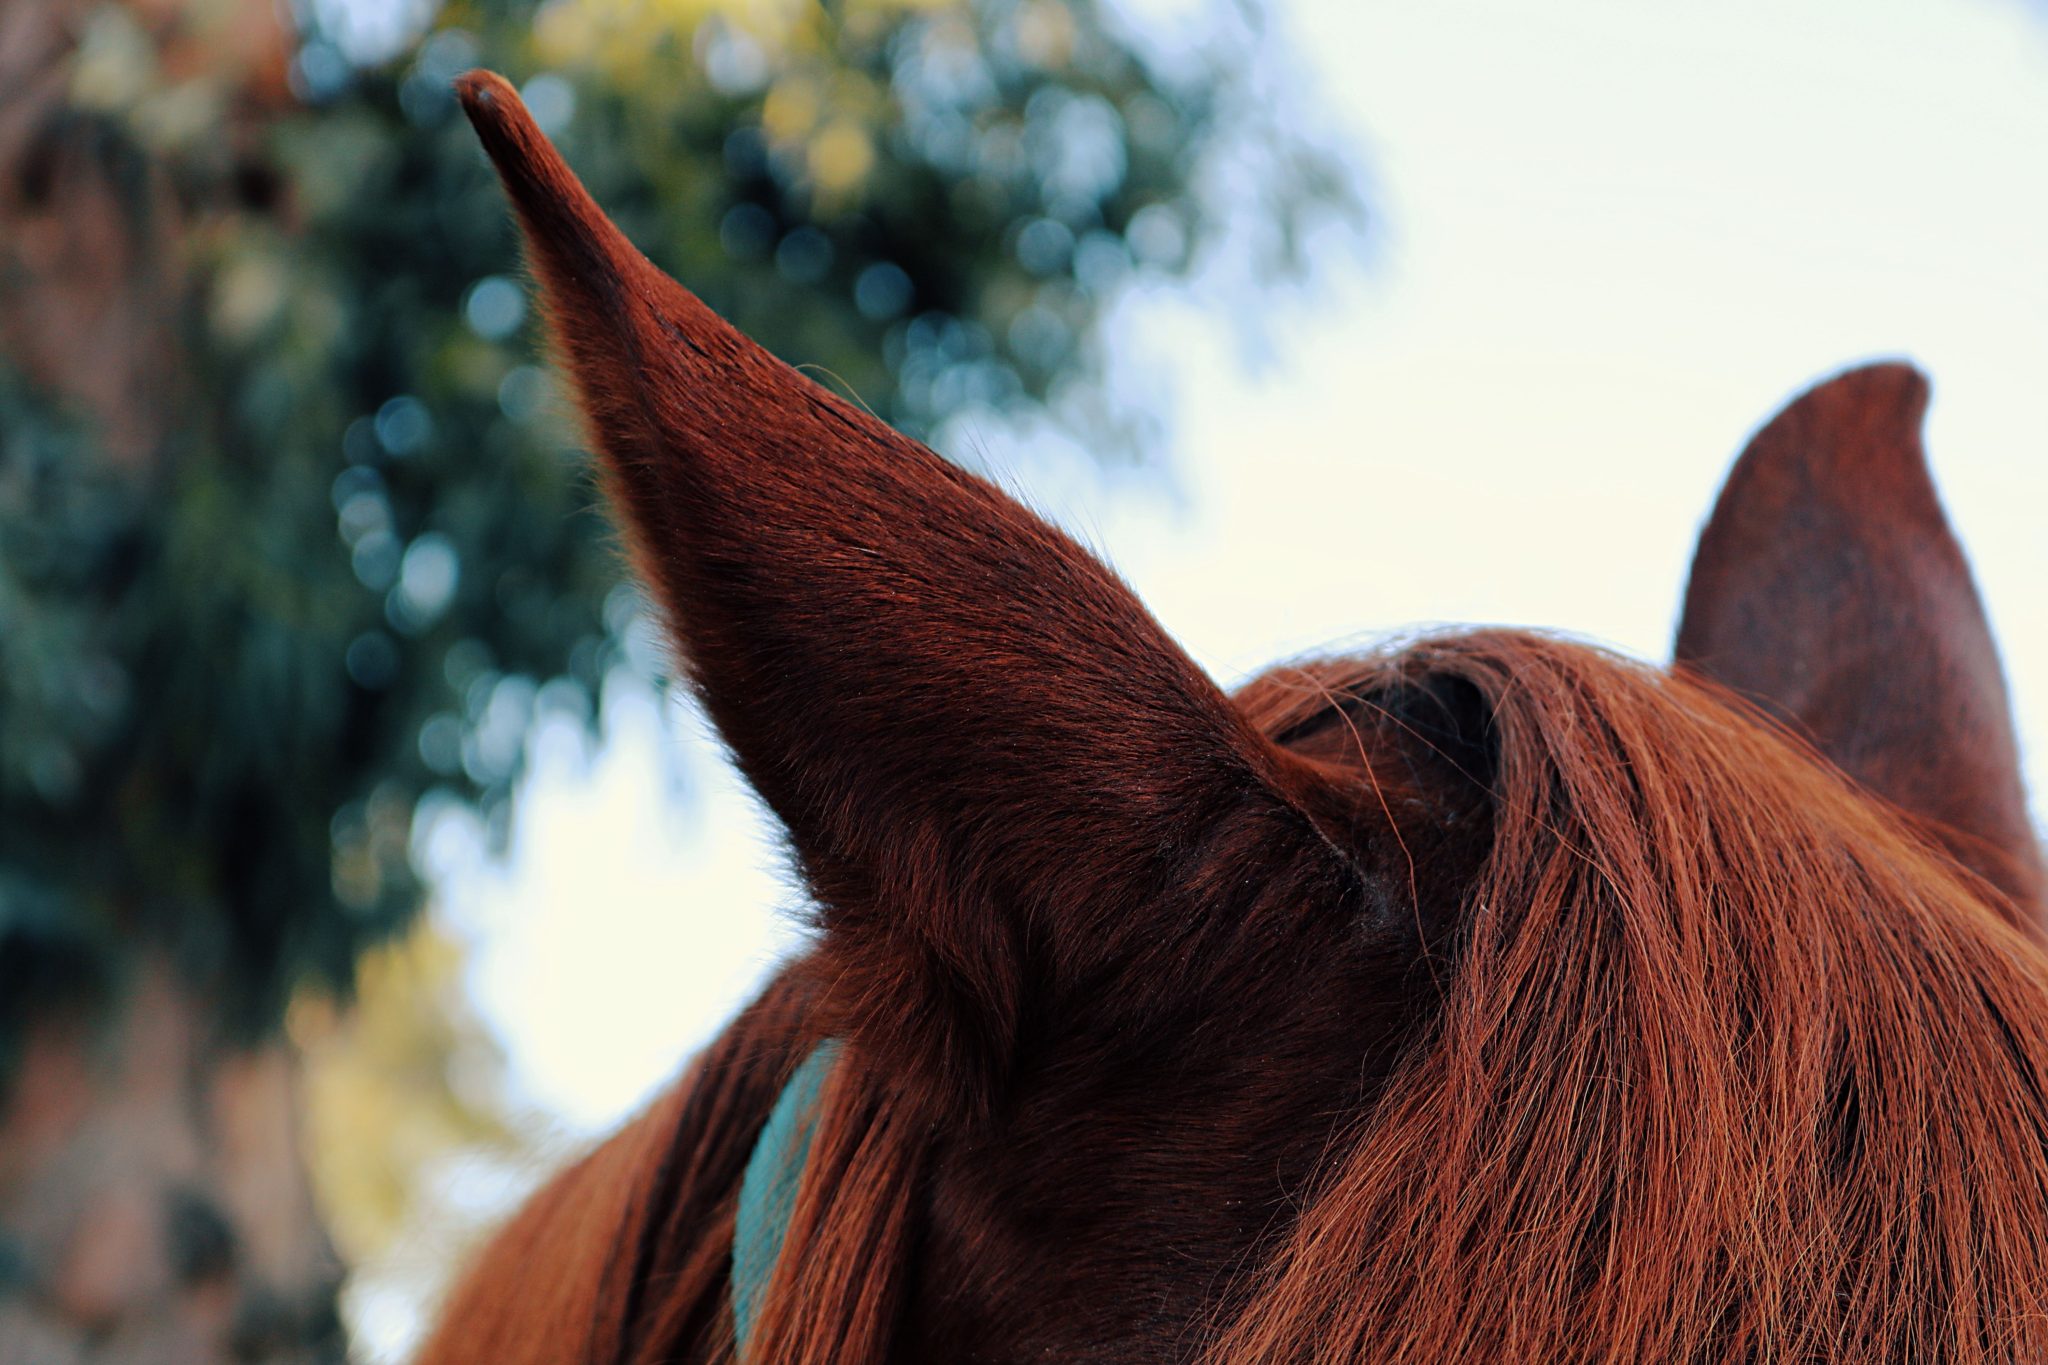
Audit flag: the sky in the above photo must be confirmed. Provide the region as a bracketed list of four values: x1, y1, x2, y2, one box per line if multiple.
[347, 0, 2048, 1355]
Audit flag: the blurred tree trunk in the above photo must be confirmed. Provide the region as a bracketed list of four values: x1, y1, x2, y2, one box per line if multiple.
[0, 970, 344, 1363]
[0, 1, 345, 1359]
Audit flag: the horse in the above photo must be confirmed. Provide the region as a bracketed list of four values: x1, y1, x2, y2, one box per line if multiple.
[415, 70, 2048, 1364]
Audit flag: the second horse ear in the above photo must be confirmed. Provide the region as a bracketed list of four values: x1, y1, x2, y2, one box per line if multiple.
[1675, 362, 2042, 915]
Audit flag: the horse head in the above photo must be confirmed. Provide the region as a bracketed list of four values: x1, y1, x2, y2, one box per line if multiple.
[419, 71, 2047, 1364]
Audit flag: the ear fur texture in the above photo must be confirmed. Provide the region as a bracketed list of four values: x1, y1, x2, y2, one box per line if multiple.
[1677, 362, 2041, 914]
[456, 71, 1374, 1099]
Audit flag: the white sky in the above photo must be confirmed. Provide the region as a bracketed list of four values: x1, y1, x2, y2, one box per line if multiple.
[429, 0, 2048, 1138]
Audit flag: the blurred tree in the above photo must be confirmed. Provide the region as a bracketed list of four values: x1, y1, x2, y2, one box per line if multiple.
[0, 0, 1361, 1357]
[290, 917, 535, 1341]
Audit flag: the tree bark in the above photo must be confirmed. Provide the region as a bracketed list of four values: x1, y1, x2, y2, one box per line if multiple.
[0, 966, 345, 1364]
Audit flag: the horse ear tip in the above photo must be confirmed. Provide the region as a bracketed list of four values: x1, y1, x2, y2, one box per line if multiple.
[1807, 358, 1932, 425]
[454, 70, 586, 241]
[454, 70, 532, 150]
[454, 68, 506, 113]
[1744, 358, 1934, 481]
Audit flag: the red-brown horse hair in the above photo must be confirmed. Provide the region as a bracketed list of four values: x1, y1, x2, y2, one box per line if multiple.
[1216, 639, 2048, 1362]
[417, 72, 2048, 1364]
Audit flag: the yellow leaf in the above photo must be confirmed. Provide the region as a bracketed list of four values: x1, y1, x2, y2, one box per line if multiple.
[762, 74, 821, 142]
[809, 121, 876, 197]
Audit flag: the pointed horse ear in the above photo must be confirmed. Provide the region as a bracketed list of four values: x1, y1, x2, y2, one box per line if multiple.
[454, 72, 1384, 1092]
[1675, 362, 2042, 912]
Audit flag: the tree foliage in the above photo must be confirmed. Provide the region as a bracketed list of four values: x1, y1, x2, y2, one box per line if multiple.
[0, 0, 1360, 1045]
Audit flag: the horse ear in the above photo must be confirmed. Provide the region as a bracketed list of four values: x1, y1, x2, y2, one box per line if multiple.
[1675, 362, 2042, 910]
[455, 73, 1370, 1080]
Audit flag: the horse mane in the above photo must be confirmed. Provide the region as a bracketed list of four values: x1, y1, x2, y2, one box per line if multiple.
[416, 974, 810, 1364]
[1216, 630, 2048, 1363]
[418, 627, 2048, 1365]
